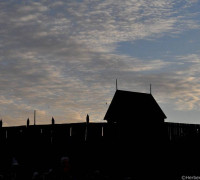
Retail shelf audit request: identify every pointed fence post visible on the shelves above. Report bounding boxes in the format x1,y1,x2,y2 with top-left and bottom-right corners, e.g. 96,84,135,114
51,117,55,144
52,117,55,125
86,114,89,125
85,114,89,141
0,120,2,128
27,118,30,127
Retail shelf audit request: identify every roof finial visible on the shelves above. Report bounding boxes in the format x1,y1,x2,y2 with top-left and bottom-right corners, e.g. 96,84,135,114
116,79,118,91
150,84,152,94
34,110,36,125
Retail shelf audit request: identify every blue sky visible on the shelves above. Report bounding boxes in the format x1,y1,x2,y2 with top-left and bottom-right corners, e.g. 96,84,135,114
116,29,200,59
1,0,200,126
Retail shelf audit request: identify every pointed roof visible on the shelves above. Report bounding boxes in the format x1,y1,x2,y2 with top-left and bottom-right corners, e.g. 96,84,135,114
104,90,167,122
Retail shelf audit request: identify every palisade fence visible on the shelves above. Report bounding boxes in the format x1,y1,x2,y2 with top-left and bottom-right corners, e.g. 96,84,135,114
165,122,200,142
0,122,122,173
1,122,200,147
0,123,121,146
1,121,200,179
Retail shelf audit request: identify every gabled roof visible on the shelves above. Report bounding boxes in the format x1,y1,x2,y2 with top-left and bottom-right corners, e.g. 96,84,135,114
104,90,167,122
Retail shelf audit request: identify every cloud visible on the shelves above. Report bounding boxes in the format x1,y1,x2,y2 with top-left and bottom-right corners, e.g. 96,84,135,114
141,54,200,111
0,0,200,125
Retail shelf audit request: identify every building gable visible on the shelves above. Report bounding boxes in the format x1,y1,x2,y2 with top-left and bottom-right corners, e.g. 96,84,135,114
104,90,167,123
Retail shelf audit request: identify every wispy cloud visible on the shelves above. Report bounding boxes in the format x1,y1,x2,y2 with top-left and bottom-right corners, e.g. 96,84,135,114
0,0,200,125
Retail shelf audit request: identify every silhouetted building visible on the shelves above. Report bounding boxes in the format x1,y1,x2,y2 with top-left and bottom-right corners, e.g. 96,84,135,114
103,90,168,178
1,89,200,179
104,90,166,123
104,90,167,143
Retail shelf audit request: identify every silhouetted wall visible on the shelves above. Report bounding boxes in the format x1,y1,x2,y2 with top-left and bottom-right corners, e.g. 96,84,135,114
1,121,200,179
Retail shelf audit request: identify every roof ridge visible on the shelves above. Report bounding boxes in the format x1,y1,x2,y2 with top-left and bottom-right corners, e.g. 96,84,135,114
116,89,150,95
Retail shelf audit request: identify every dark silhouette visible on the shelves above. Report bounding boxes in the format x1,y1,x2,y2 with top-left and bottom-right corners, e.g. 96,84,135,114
85,114,89,141
52,117,55,125
86,114,89,124
34,110,36,125
0,89,199,179
104,90,166,123
27,118,30,127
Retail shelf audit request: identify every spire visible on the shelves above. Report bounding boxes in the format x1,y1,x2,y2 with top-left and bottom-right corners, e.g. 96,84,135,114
116,79,118,91
150,84,152,94
34,110,36,125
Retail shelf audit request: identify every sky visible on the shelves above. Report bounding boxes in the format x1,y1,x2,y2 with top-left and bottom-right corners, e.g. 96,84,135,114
1,0,200,126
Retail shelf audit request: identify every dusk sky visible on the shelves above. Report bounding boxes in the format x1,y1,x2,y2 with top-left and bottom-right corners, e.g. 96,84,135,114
1,0,200,126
